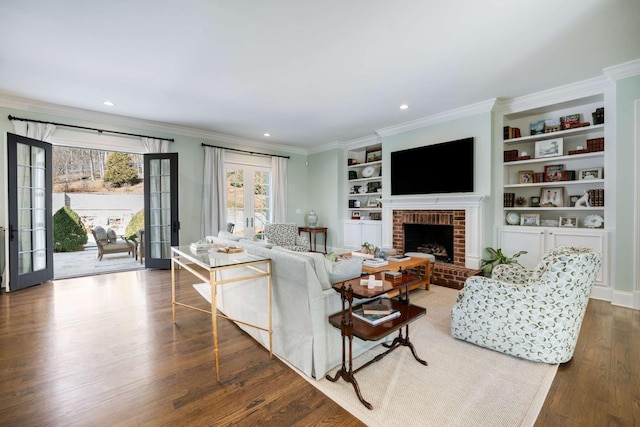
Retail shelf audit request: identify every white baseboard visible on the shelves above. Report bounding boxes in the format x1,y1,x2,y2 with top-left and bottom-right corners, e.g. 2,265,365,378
610,290,640,310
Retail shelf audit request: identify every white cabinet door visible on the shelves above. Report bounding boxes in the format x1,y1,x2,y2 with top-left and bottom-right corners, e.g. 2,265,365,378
343,220,382,250
548,228,608,286
499,227,545,270
344,221,362,249
500,226,608,287
362,221,382,248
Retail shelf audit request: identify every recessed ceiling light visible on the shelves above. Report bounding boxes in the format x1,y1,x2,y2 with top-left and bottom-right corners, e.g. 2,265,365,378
103,100,115,107
264,133,271,137
399,104,409,110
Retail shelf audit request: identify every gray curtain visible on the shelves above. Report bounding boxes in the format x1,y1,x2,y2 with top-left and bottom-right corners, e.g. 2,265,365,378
201,146,227,237
271,156,288,223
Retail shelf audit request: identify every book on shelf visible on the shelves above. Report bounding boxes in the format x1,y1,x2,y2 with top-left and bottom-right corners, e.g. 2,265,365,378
362,299,392,315
351,306,400,325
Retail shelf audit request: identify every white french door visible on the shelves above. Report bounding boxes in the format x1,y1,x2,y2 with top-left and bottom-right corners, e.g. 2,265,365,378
226,164,271,240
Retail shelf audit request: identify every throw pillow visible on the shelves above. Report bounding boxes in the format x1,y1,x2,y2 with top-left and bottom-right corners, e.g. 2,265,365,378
106,228,118,243
324,256,363,284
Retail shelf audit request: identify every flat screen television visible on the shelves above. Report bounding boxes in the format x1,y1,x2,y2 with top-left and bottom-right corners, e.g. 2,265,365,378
390,137,474,195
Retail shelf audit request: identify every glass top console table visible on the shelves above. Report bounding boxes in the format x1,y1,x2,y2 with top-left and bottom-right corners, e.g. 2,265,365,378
170,245,272,382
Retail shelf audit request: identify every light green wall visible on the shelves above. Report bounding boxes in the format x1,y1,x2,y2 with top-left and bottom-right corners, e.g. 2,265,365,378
0,107,309,247
614,74,640,293
306,148,342,249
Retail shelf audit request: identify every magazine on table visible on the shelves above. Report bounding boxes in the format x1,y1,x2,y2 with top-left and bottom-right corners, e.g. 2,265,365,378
351,306,400,325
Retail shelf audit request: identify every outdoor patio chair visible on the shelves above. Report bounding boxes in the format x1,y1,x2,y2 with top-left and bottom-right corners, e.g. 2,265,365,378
91,226,136,261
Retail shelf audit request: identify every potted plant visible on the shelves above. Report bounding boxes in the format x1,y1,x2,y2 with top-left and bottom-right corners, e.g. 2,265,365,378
361,242,376,255
480,247,527,276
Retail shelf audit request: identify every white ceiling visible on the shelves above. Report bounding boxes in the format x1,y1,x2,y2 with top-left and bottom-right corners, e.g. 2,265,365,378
1,0,639,149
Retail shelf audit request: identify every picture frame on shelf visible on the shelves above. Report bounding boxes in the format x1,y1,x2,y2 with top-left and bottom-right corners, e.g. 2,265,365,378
535,138,563,158
370,212,382,221
520,213,540,226
578,167,603,180
530,120,545,135
559,216,578,227
530,196,541,207
540,187,564,207
367,197,379,207
518,170,534,184
365,149,382,163
351,211,361,220
348,170,358,180
544,164,564,182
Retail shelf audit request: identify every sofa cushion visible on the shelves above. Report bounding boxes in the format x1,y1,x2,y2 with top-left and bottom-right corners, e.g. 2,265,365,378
324,256,363,284
218,230,242,241
106,228,118,243
93,226,109,245
238,239,273,250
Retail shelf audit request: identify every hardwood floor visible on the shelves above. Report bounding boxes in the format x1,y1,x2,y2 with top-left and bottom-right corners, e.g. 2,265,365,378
0,270,638,426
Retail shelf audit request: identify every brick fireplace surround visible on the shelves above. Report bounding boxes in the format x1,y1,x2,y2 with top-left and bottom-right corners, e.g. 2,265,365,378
392,210,480,289
382,195,486,290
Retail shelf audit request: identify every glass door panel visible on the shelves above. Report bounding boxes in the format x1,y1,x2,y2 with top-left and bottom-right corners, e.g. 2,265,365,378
225,165,270,240
144,153,178,268
7,133,53,290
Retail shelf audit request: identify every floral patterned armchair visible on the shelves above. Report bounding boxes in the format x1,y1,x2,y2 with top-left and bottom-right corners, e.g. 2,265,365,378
264,223,310,252
451,246,602,364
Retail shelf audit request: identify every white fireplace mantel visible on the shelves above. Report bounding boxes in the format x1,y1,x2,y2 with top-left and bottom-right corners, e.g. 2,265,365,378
380,194,486,269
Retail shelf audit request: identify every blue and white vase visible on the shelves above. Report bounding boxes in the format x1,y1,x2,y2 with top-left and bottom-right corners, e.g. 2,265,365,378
308,210,318,227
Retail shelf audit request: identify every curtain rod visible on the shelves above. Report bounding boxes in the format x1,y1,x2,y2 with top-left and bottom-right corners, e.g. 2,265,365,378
201,143,290,159
7,115,175,142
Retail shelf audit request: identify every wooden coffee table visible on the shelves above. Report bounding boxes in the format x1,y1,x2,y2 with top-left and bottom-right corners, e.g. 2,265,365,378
326,272,427,409
361,256,431,292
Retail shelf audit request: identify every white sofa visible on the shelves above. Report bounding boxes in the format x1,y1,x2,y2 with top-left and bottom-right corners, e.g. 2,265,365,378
209,234,384,379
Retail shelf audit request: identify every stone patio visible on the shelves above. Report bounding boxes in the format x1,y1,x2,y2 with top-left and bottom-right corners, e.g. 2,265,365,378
54,238,144,279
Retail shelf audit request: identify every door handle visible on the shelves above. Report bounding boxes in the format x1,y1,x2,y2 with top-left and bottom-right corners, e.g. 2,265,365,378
172,221,180,232
9,225,16,241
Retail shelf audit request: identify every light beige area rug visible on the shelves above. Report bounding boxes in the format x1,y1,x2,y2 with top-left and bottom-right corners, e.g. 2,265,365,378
299,285,557,427
193,283,557,427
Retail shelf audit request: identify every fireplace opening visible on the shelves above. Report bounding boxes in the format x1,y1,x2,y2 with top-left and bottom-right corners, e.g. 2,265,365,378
403,223,454,263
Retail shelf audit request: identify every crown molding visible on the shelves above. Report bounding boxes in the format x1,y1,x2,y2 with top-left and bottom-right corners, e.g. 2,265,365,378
604,58,640,81
375,98,497,138
344,133,381,151
0,93,309,156
495,76,610,115
307,140,344,154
